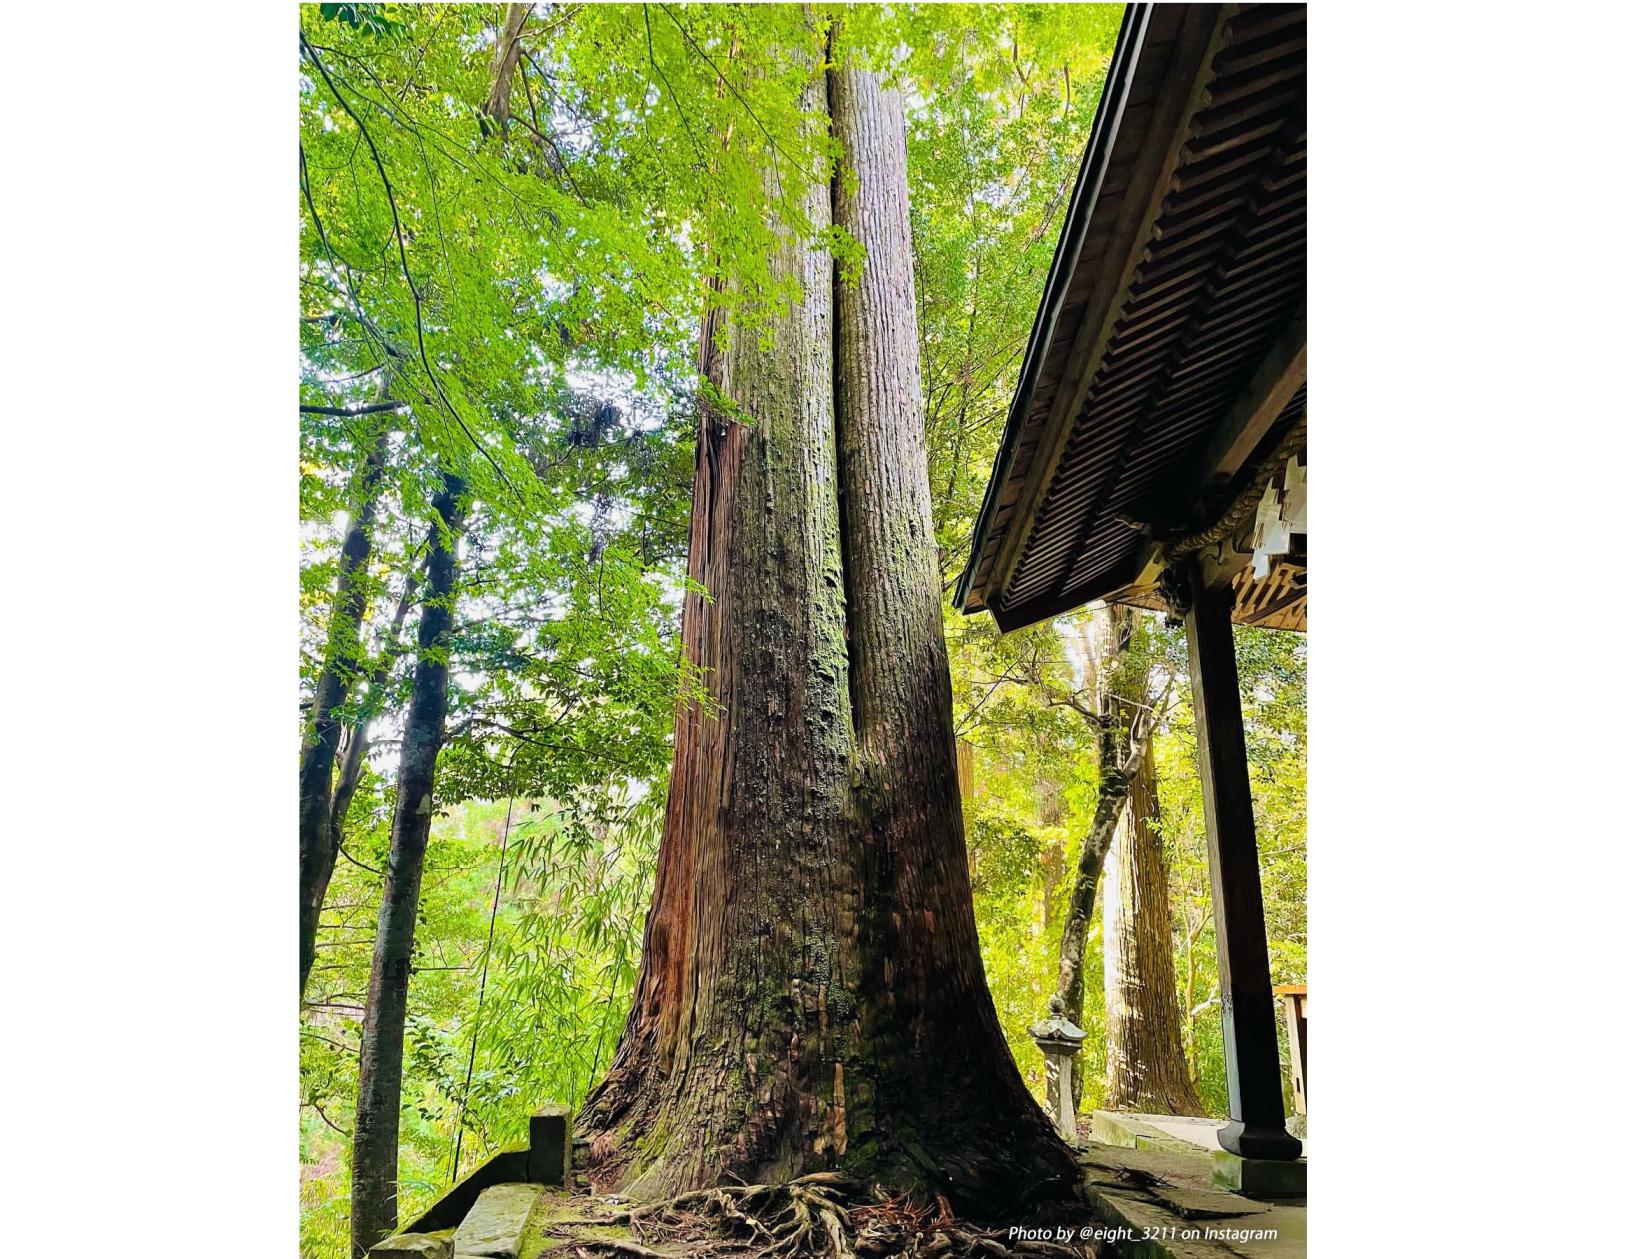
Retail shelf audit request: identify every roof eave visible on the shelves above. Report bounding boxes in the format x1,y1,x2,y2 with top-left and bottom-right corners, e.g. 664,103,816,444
952,2,1154,614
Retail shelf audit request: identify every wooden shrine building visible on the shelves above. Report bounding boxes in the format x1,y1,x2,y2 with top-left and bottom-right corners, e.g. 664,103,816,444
955,1,1308,1179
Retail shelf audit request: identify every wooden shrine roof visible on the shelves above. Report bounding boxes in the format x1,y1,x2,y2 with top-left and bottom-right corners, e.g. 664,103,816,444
954,3,1308,634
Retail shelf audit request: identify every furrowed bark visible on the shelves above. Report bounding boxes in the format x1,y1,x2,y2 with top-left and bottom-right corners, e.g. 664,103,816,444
578,38,854,1199
580,41,1075,1213
300,407,391,998
1102,729,1202,1115
349,472,468,1258
827,62,1074,1200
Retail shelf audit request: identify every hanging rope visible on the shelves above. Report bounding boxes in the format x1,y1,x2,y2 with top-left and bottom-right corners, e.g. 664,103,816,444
450,793,517,1181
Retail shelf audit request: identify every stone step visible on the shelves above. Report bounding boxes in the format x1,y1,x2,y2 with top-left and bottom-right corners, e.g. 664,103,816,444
368,1230,454,1258
453,1183,542,1258
399,1104,575,1238
1091,1109,1210,1155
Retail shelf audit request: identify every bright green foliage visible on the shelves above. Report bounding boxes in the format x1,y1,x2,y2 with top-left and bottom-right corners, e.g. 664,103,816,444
906,4,1121,575
300,792,661,1253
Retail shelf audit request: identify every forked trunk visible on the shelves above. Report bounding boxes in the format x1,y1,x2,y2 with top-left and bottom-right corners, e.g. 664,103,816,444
578,45,1073,1212
830,61,1069,1203
482,2,529,133
349,472,467,1258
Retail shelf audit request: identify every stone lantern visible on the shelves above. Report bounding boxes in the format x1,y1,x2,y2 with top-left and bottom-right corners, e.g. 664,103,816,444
1029,995,1086,1143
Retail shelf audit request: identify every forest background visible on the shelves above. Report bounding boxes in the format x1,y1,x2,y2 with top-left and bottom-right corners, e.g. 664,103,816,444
295,5,1304,1255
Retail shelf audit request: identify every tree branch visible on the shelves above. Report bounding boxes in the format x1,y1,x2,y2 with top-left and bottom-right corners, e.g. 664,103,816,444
300,401,406,417
304,1097,353,1139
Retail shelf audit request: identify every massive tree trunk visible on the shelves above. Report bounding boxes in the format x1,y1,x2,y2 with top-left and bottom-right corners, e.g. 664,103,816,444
350,472,468,1258
578,48,1073,1213
830,62,1070,1203
1055,608,1157,1027
300,408,391,998
1101,734,1202,1115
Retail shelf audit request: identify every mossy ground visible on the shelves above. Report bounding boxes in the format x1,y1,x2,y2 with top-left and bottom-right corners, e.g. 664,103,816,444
520,1187,643,1257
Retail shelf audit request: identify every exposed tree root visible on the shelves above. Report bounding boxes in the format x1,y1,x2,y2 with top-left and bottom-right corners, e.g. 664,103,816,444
562,1242,671,1259
545,1174,1098,1259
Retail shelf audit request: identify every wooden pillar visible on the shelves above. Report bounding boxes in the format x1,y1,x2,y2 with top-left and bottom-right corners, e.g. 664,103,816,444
1180,569,1302,1161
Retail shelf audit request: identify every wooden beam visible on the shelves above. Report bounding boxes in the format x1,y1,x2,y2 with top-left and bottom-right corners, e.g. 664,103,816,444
1236,577,1307,629
1182,568,1302,1162
1196,305,1307,485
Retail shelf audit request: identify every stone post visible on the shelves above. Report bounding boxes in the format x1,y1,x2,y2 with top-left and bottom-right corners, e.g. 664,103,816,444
529,1103,572,1184
1029,996,1086,1143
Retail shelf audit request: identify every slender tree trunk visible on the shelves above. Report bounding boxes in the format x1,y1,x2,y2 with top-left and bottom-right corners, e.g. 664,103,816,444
300,406,391,998
578,44,1073,1212
1102,734,1202,1115
329,563,421,852
1184,904,1213,1095
1055,609,1156,1026
350,472,467,1258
